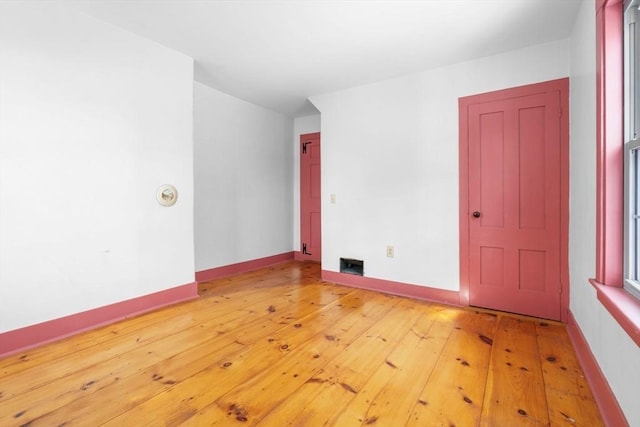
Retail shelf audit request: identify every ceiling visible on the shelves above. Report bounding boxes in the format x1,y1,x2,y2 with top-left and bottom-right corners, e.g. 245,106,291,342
65,0,583,117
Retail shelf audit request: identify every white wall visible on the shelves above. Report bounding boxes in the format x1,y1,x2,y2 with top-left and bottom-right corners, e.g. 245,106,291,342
568,1,640,424
0,4,195,333
310,40,569,289
292,114,321,252
194,82,293,271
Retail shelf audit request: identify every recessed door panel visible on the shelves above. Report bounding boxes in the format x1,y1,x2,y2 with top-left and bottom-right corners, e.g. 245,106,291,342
479,112,505,228
480,247,505,287
519,106,546,230
519,250,546,292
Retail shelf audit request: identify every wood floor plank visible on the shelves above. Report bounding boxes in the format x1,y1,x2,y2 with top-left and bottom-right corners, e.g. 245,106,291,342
0,279,326,400
0,274,321,379
406,309,497,426
0,262,605,426
97,289,391,426
197,261,320,293
480,315,550,426
0,281,337,425
254,298,432,425
0,301,199,376
535,321,604,426
179,292,403,426
328,305,455,426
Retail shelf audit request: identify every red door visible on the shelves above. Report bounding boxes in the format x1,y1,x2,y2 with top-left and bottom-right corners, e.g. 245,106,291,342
300,132,321,262
460,80,569,321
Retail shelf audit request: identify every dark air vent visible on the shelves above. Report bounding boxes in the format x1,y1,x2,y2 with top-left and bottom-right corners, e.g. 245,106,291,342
340,258,363,276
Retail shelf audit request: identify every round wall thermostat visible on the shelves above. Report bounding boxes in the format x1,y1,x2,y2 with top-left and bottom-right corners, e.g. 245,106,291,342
156,184,178,207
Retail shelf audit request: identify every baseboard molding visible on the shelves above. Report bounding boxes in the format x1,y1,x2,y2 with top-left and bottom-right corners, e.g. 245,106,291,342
567,310,629,427
0,281,199,358
293,251,320,262
196,252,294,282
321,270,462,307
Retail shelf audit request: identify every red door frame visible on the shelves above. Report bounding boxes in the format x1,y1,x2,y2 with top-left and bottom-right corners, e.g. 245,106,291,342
458,78,570,322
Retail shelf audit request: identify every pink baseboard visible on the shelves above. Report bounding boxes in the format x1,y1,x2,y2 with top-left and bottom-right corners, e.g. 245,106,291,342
567,311,629,427
0,282,198,358
321,270,462,307
195,252,294,282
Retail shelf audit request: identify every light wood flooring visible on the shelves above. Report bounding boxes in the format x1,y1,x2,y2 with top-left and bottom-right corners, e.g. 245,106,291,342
0,261,603,426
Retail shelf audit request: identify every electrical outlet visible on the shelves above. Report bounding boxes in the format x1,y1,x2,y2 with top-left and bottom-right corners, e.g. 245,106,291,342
386,245,394,258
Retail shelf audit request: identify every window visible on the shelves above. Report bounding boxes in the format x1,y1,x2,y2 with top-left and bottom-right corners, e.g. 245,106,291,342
592,0,640,347
624,0,640,299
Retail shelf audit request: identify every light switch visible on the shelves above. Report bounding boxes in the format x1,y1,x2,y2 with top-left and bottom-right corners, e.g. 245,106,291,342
330,194,336,204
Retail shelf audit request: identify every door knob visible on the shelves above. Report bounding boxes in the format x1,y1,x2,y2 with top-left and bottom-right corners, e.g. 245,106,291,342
472,211,481,218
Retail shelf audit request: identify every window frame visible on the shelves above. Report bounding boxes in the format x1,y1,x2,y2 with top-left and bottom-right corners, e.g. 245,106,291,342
592,0,640,347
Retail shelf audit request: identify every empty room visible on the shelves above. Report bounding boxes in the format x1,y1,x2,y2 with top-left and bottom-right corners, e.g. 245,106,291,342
0,0,638,425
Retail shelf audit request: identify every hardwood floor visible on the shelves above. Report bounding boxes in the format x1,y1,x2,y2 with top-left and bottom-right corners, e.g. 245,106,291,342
0,261,603,426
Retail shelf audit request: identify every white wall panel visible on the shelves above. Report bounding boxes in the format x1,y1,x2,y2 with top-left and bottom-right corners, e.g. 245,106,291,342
194,82,293,271
0,3,194,332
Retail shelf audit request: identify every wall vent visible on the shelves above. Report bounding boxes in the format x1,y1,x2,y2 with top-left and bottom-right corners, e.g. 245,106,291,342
340,258,363,276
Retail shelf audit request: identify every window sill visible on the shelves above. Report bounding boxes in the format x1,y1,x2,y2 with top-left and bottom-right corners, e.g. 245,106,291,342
589,278,640,347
